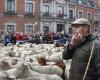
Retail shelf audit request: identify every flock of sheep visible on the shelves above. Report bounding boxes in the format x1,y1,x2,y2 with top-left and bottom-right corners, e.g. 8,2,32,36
0,43,71,80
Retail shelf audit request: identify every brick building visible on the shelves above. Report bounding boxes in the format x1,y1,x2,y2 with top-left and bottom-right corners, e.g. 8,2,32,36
0,0,40,34
0,0,99,34
75,0,100,32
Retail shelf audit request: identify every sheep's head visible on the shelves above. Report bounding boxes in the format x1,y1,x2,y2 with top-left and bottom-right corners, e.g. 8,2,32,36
0,59,8,68
10,58,18,65
29,43,33,48
37,57,47,65
0,59,11,71
6,50,16,57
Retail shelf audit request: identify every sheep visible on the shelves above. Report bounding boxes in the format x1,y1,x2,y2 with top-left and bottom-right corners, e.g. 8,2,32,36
0,43,69,80
4,62,62,80
17,75,63,80
17,77,46,80
4,48,16,57
29,65,63,77
63,59,72,80
47,52,63,63
0,59,12,71
0,72,8,79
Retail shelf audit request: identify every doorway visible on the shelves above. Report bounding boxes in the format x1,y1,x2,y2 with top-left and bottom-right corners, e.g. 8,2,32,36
57,24,64,32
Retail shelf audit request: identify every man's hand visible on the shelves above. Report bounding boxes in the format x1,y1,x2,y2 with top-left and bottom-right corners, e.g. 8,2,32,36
70,33,83,48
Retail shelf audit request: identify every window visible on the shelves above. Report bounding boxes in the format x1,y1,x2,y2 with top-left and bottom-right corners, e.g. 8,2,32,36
43,5,49,14
25,1,35,15
5,23,16,33
7,25,14,32
69,9,74,19
57,24,64,32
6,0,15,12
87,12,91,20
57,6,64,17
94,13,98,21
43,26,49,33
25,25,33,33
26,3,33,14
78,11,83,18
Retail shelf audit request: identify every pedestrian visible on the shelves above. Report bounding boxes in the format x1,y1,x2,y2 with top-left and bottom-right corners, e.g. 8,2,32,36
62,18,100,80
4,32,11,46
10,33,16,45
34,33,41,44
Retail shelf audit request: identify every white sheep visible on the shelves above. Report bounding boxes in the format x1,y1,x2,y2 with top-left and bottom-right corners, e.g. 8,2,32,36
29,65,63,77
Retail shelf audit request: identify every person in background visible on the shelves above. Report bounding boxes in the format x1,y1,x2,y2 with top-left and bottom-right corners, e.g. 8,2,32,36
34,33,41,44
10,33,16,45
4,32,11,46
62,18,100,80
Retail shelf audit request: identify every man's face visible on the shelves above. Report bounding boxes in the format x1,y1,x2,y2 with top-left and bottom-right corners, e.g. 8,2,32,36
72,25,88,37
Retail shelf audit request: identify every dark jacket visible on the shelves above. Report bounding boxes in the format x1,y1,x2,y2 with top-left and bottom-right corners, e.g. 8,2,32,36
4,35,11,46
11,35,16,45
62,34,100,80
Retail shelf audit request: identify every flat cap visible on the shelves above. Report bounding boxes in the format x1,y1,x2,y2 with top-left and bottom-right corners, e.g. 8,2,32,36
71,18,90,26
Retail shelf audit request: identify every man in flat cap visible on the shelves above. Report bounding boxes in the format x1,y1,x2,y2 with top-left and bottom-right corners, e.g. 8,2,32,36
62,18,100,80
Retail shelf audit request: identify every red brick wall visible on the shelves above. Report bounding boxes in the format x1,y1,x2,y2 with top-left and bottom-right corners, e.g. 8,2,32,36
76,4,98,19
76,4,99,30
0,0,40,33
34,0,41,32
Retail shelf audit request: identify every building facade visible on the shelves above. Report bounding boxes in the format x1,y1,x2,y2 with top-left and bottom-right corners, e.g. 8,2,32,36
0,0,99,34
40,0,67,33
75,0,99,32
0,0,40,34
40,0,99,33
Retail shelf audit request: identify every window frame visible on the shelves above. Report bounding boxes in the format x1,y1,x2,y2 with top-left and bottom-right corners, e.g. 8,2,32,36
43,5,49,13
5,0,17,13
78,10,83,18
5,23,16,33
69,8,74,19
87,12,91,21
25,24,34,34
25,0,35,15
57,6,64,17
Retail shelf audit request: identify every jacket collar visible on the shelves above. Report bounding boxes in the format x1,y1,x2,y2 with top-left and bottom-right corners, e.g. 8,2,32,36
85,34,96,41
77,34,96,48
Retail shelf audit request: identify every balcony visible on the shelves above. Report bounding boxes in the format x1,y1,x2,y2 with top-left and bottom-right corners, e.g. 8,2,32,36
57,14,64,18
24,13,35,17
68,16,75,21
4,11,17,16
43,12,50,16
41,12,54,19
